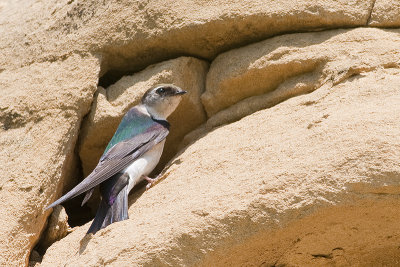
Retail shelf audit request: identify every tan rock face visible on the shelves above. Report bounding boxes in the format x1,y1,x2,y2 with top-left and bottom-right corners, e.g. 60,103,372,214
41,65,400,266
201,28,400,118
0,0,373,72
369,0,400,26
28,250,42,267
0,0,399,266
39,206,70,251
204,198,400,266
0,55,100,266
79,57,208,176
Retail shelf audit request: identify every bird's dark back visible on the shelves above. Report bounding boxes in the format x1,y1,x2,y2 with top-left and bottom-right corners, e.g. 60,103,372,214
102,107,156,155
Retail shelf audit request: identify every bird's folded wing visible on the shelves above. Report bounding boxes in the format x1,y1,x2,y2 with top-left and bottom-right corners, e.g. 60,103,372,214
46,123,169,210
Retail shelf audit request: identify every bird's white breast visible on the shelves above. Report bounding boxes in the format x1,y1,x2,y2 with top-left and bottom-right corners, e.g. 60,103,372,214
122,140,165,192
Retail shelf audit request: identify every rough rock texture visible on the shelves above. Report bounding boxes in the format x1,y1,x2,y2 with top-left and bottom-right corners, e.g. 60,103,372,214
0,55,100,266
369,0,400,26
39,205,70,251
204,198,400,266
28,250,42,267
41,66,400,266
0,0,373,73
79,57,208,176
1,0,399,266
201,28,400,117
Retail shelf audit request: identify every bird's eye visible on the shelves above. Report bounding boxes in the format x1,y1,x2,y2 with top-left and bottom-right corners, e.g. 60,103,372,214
156,88,165,94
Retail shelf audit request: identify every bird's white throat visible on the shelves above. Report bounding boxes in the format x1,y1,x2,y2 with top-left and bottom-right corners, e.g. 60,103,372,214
145,105,167,120
143,96,181,120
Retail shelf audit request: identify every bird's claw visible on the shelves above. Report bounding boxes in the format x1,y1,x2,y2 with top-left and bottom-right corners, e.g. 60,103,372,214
144,176,158,190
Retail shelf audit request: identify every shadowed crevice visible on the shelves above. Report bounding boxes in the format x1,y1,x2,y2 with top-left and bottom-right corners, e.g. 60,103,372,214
98,69,135,88
366,0,377,25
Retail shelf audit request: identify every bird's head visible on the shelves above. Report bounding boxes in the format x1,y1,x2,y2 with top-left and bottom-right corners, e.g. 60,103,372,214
141,84,187,120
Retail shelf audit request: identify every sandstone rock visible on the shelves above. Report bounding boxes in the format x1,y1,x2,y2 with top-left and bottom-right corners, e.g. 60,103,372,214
0,0,399,266
28,250,41,267
0,55,100,266
369,0,400,26
39,205,70,251
201,28,400,118
41,66,400,266
28,262,40,267
0,0,373,72
79,56,208,176
204,198,400,266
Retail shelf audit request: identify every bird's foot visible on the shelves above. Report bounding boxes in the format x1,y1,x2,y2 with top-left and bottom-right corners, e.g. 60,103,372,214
144,176,159,190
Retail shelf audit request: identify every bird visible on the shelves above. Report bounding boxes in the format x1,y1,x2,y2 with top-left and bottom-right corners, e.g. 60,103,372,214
46,84,187,234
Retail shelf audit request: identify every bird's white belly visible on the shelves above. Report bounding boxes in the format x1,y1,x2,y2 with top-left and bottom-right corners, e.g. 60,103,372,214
122,140,165,192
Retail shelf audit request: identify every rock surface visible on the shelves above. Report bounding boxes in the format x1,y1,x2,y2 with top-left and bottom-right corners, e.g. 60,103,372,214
39,205,70,251
28,250,41,267
0,0,399,266
0,54,99,267
0,0,373,72
41,67,400,266
369,0,400,26
201,28,400,117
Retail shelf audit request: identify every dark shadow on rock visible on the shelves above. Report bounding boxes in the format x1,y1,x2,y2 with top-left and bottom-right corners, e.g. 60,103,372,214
127,181,147,208
78,233,93,255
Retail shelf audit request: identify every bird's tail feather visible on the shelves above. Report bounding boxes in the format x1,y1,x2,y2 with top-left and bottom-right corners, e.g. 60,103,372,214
87,185,129,234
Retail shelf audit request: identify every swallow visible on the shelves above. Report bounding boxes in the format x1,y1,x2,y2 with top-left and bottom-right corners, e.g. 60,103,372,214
46,84,186,234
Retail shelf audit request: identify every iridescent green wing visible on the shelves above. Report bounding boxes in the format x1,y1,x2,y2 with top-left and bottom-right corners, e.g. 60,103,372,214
102,106,154,157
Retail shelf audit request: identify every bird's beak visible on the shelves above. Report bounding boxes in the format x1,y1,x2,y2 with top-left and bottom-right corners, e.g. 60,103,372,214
175,90,187,95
